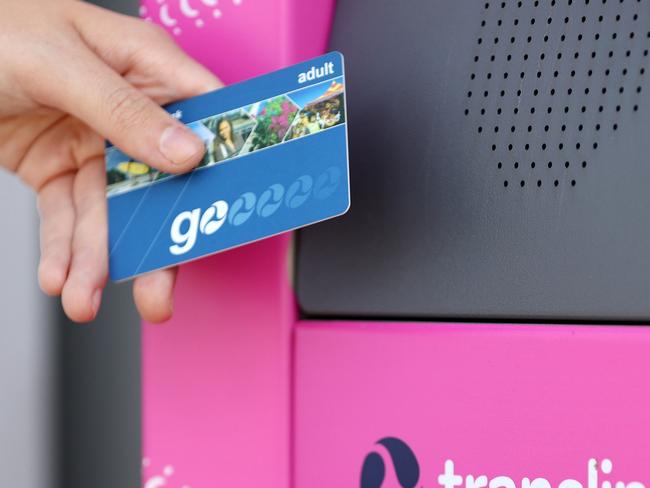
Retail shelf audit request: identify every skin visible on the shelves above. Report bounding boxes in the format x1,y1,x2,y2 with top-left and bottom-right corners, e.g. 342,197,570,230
0,0,223,323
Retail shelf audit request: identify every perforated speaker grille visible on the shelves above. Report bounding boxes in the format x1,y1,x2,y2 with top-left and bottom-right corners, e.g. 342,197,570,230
465,0,649,189
298,0,650,321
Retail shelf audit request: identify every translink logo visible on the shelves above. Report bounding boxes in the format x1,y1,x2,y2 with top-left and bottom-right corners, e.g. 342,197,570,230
361,437,646,488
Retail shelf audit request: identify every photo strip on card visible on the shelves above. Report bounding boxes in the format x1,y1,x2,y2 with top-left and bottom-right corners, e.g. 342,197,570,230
105,77,346,197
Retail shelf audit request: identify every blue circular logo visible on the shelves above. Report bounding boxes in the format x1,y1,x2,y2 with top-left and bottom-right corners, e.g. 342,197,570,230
314,166,342,200
286,175,313,209
228,192,257,226
257,183,285,218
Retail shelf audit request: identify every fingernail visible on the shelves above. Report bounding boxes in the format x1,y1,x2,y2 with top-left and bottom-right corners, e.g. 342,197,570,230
159,125,203,166
92,289,102,316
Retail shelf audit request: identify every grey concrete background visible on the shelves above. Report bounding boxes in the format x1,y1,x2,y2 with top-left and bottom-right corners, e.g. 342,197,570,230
0,172,55,488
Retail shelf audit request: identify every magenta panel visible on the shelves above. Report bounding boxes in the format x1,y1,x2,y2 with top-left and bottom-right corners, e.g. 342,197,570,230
294,321,650,487
140,1,335,487
142,239,293,488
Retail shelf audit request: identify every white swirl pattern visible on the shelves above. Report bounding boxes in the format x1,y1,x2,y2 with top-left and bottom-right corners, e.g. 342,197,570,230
143,462,191,488
140,0,244,36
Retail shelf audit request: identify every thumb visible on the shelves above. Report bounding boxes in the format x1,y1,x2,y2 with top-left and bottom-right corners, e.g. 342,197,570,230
36,47,205,174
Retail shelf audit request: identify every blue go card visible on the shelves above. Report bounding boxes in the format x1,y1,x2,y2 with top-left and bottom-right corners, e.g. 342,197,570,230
106,52,350,281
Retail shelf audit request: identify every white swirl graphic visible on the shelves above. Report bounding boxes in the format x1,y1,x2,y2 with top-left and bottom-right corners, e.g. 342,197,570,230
146,0,243,35
144,476,166,488
179,0,199,18
159,4,178,26
143,463,186,488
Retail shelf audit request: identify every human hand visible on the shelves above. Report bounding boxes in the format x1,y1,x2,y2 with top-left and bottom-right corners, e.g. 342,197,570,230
0,0,222,323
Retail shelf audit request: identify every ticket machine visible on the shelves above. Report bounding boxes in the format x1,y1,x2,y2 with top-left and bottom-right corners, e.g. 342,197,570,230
137,1,650,487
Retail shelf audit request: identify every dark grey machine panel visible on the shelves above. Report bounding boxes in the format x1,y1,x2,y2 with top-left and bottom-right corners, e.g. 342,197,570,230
297,0,650,321
59,6,140,488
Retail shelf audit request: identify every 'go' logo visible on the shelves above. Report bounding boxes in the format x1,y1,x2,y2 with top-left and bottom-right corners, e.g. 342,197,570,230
169,200,229,255
168,168,341,256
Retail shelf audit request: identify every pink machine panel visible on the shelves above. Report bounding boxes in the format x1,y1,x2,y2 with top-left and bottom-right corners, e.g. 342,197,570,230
295,322,650,487
141,2,650,488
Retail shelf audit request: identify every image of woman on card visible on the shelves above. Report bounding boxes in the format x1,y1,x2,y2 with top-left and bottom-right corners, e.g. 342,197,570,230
210,117,244,163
